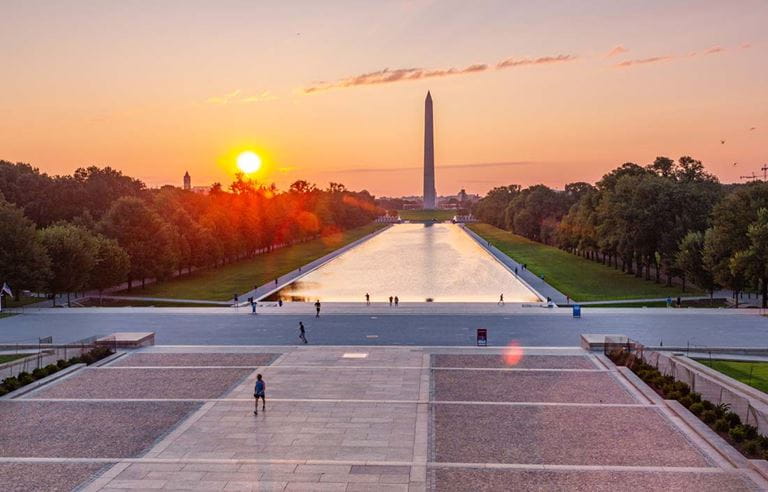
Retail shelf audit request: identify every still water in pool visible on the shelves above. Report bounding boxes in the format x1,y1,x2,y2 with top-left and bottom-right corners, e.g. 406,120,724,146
266,223,541,303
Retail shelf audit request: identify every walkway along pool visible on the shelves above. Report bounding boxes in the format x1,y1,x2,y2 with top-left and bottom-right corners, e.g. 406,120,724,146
265,223,542,303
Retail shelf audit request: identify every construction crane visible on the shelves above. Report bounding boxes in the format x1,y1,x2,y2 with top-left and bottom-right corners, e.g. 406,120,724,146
740,172,758,181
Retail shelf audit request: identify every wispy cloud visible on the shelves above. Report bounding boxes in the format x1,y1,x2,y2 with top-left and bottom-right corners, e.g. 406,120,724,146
206,89,276,104
304,63,489,93
605,45,629,58
614,43,742,69
740,42,752,49
704,45,725,55
615,55,675,68
496,54,576,69
304,52,576,93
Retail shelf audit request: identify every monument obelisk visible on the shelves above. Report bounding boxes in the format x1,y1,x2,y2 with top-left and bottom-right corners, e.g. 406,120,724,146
422,91,436,209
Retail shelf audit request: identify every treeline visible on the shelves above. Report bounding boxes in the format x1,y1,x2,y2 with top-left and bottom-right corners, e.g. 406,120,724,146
0,161,380,305
473,156,768,306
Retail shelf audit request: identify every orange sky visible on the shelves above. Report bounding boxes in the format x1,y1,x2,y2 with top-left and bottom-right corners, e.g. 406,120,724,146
1,1,766,196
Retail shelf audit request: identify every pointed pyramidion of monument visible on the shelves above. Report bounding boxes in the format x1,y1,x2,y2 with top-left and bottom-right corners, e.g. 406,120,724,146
423,91,436,209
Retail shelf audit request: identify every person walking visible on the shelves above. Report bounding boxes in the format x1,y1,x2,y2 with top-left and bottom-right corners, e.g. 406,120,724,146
314,300,321,317
389,296,393,307
299,321,308,344
394,296,399,307
498,293,504,306
365,293,370,305
274,278,279,286
253,374,266,415
514,267,518,276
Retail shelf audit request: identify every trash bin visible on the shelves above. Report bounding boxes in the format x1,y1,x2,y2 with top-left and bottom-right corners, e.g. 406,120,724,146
476,328,487,346
572,305,581,318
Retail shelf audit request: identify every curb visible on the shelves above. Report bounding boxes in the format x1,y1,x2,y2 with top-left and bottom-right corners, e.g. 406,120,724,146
91,351,126,367
665,399,750,469
0,363,86,400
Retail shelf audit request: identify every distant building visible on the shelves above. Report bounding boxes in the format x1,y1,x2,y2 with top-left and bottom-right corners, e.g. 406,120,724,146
183,171,191,191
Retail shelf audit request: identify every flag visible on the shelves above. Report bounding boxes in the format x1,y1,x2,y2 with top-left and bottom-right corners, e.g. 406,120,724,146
1,282,12,297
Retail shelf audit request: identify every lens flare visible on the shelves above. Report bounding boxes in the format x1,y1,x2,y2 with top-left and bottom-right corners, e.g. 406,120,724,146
503,341,524,366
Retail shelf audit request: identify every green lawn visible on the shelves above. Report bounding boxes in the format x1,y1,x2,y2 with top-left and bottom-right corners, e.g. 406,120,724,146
1,295,44,308
77,298,222,308
585,299,727,308
120,223,385,301
695,359,768,394
469,223,701,302
398,209,457,221
0,353,27,364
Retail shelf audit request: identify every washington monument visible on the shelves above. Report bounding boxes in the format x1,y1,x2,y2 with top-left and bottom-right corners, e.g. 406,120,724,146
423,91,436,209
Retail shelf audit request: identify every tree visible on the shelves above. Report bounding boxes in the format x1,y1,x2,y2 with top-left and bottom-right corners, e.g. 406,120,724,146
731,208,768,308
88,236,130,303
38,224,98,306
99,197,176,289
0,198,51,297
676,231,718,298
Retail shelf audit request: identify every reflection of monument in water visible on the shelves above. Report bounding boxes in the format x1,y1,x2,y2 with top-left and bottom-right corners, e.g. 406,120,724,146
423,91,436,209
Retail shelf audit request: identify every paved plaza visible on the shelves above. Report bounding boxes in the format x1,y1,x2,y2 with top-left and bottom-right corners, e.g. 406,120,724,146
1,345,765,491
1,309,766,348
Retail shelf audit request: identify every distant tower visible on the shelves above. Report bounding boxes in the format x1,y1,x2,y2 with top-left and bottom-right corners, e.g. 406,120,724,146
183,171,191,191
423,91,436,209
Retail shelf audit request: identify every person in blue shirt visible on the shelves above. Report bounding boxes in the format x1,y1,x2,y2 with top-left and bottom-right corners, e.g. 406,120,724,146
254,374,266,415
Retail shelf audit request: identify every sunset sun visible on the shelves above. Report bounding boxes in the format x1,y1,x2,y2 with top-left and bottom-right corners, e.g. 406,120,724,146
236,151,262,174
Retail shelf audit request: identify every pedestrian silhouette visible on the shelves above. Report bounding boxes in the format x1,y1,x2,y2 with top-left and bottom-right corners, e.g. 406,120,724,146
254,374,266,415
365,293,370,305
315,300,321,317
389,296,393,307
299,321,307,344
498,294,504,306
394,296,399,307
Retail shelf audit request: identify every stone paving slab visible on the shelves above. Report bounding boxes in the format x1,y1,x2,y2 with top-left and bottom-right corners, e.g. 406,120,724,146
431,468,760,491
112,353,279,367
432,369,638,403
274,348,424,368
228,367,421,401
28,368,252,400
431,354,597,369
432,404,711,467
160,401,417,462
0,401,198,458
432,370,635,404
0,462,111,492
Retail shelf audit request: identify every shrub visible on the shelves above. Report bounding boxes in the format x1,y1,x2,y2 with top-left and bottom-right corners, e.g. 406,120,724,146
662,383,676,396
689,402,705,416
673,381,690,395
701,410,718,424
0,386,7,396
724,412,741,428
701,400,714,411
32,368,47,379
667,391,682,401
44,364,58,374
689,392,702,403
742,424,758,440
729,426,747,443
714,418,730,433
678,395,694,408
714,403,731,419
743,439,761,456
3,376,20,391
68,356,82,365
18,372,34,385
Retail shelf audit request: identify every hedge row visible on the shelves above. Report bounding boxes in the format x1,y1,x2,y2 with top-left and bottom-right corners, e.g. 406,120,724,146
610,350,768,460
0,346,113,396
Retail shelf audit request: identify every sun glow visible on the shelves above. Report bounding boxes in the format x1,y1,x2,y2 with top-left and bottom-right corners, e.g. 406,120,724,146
236,151,262,174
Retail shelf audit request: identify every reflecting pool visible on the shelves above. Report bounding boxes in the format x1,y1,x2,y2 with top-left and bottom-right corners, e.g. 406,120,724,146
267,223,541,303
